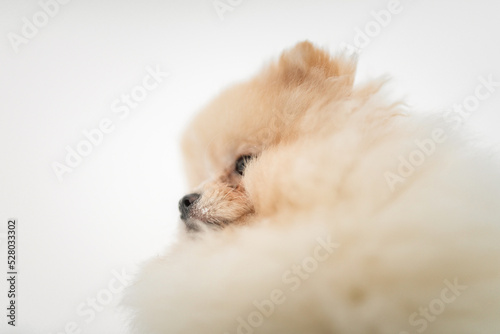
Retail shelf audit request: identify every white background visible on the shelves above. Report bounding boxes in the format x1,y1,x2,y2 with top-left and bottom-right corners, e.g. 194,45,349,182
1,0,499,333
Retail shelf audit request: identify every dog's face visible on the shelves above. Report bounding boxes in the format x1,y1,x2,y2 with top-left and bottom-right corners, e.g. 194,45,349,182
179,41,356,232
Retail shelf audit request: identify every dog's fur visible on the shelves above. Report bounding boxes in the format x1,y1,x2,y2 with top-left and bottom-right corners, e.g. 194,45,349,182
125,42,500,333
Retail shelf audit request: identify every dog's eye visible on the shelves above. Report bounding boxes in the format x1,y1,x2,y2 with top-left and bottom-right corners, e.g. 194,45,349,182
235,155,253,176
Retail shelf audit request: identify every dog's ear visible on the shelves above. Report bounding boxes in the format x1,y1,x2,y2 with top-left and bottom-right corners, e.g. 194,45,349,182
276,41,356,87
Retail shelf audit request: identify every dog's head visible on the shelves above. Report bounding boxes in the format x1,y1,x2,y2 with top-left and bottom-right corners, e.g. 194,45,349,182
178,41,356,232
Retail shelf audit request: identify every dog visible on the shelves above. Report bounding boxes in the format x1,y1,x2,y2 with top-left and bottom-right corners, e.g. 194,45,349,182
124,41,500,334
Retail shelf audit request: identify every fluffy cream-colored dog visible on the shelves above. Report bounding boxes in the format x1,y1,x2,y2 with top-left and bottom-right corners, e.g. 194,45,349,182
125,42,500,333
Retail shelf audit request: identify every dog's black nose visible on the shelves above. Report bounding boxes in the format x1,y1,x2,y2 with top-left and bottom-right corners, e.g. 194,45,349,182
179,193,200,219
